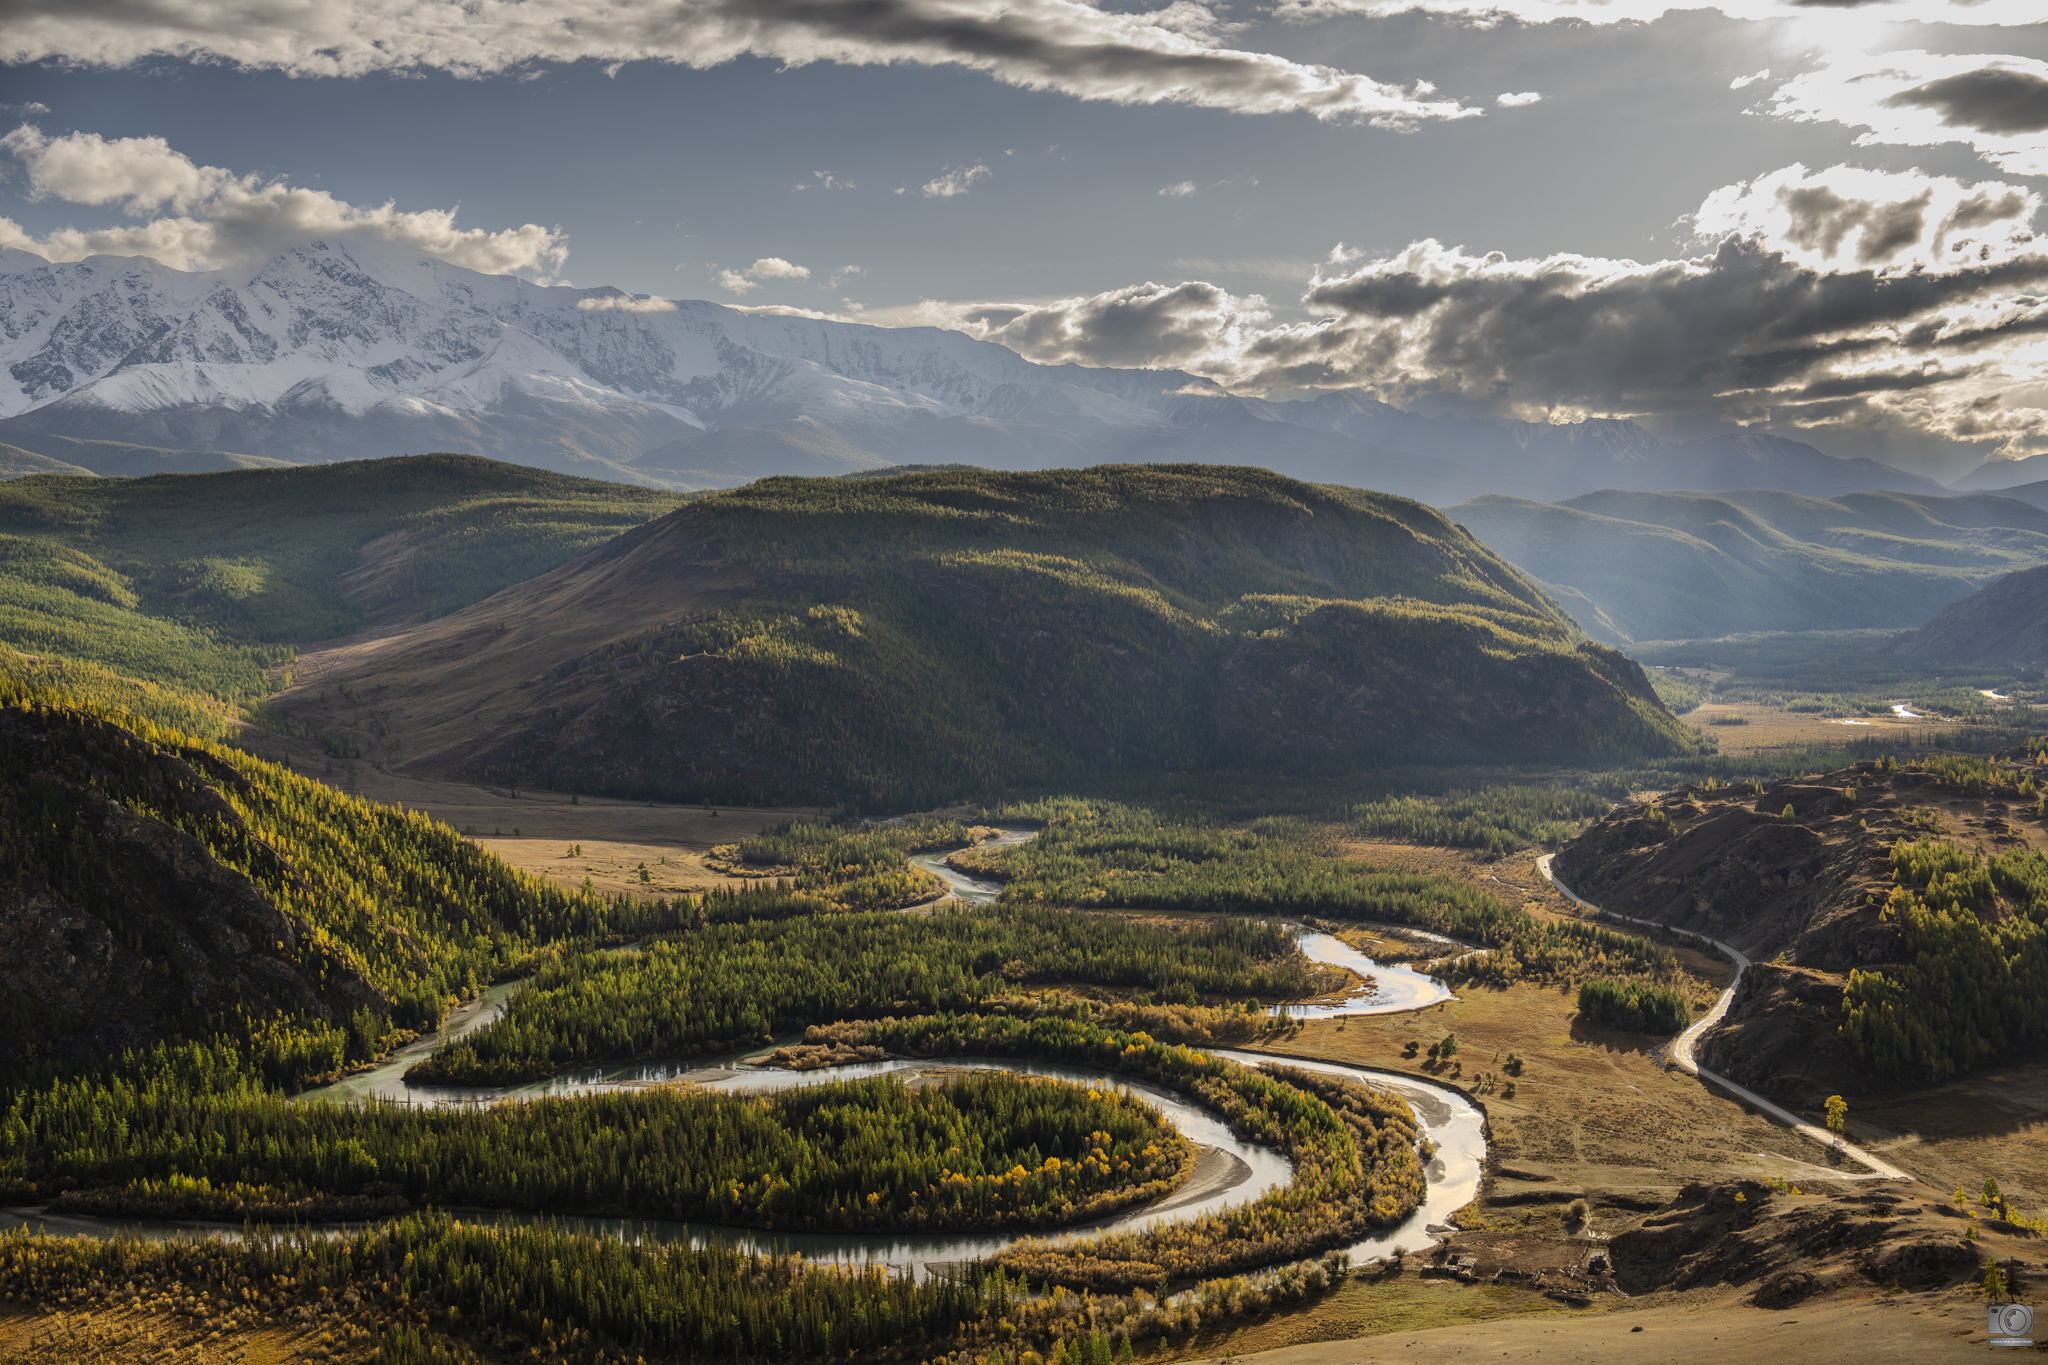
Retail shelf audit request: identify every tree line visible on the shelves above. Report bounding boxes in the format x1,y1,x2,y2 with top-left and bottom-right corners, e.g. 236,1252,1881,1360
7,1069,1188,1236
406,905,1319,1084
1843,834,2048,1079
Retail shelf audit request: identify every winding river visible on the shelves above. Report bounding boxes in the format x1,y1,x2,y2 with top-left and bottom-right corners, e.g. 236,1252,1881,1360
3,831,1489,1272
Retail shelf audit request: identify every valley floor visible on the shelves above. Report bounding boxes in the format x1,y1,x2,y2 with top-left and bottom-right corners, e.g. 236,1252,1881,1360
1679,700,1935,754
235,720,818,897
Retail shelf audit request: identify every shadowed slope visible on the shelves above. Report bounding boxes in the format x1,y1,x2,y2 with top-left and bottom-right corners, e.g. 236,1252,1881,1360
277,464,1699,806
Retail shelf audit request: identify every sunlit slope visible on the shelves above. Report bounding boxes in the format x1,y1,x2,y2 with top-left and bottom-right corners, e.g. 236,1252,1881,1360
1449,488,2048,645
278,464,1700,806
0,455,688,696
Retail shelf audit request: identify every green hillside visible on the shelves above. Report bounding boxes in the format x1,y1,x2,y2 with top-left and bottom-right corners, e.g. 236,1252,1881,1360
0,455,688,698
0,442,95,480
0,680,673,1092
296,464,1700,806
1448,488,2048,646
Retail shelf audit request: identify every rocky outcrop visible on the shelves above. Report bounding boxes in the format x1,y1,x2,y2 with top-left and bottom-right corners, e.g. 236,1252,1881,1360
1550,757,2048,1099
1695,964,1867,1109
1613,1184,1977,1299
1549,778,1896,967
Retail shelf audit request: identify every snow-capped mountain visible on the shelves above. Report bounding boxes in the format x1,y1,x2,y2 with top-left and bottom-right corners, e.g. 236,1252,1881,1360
0,239,1948,501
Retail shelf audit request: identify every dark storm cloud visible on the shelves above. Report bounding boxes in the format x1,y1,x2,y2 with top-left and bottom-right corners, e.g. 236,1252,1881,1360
1778,186,1931,266
958,281,1268,370
0,0,1481,126
1885,67,2048,137
1282,236,2048,413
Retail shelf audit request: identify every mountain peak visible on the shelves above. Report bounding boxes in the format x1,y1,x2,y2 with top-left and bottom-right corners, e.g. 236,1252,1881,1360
0,242,1953,502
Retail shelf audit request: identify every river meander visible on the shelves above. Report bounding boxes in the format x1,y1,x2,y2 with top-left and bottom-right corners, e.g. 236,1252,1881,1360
5,832,1488,1274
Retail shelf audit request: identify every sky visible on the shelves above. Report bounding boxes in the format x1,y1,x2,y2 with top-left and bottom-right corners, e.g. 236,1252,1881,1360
3,1,2048,479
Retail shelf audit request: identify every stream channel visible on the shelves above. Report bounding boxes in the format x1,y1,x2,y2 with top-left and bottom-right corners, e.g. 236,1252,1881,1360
4,831,1487,1277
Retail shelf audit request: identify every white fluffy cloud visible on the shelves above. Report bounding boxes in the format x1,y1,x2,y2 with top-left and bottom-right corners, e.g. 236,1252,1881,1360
1767,52,2048,179
575,294,677,311
921,165,992,198
1159,180,1198,197
933,164,2048,458
0,0,1482,128
1692,163,2040,273
714,256,812,293
0,124,567,277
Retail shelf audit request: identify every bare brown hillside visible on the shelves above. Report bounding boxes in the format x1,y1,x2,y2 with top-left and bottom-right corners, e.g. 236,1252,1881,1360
281,510,771,790
1551,756,2048,1104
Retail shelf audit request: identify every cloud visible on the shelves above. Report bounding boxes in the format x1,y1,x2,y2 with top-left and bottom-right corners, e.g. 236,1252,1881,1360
747,256,810,279
826,263,863,288
1692,163,2039,272
1495,91,1541,108
1269,0,2045,23
714,256,811,293
1767,52,2048,178
1159,180,1198,197
794,170,852,191
1730,69,1770,91
1886,68,2048,138
928,164,2048,460
924,280,1274,371
922,164,991,198
0,0,1484,128
0,124,567,277
576,293,677,311
2,123,231,214
729,302,859,322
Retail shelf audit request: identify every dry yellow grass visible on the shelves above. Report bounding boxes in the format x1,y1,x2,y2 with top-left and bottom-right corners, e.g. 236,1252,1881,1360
0,1298,371,1364
1680,701,1928,755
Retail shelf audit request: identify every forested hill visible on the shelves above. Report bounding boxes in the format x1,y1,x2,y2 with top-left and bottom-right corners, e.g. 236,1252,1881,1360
1551,750,2048,1102
0,455,688,701
0,676,654,1090
276,463,1700,806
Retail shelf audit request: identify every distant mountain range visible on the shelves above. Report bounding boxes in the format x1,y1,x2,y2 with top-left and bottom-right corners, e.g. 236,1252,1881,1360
1449,488,2048,645
0,240,1956,503
1894,563,2048,672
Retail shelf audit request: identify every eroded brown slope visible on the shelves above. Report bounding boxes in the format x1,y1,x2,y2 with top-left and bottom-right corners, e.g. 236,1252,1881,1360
1551,759,2048,1104
285,511,772,789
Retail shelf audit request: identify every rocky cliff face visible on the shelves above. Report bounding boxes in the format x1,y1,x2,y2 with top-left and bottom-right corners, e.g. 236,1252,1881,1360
0,705,380,1078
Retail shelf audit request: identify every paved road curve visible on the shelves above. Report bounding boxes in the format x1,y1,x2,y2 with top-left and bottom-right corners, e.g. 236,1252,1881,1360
1536,854,1912,1183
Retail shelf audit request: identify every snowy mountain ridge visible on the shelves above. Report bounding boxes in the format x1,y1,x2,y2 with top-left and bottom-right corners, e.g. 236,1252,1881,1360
0,239,1949,501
